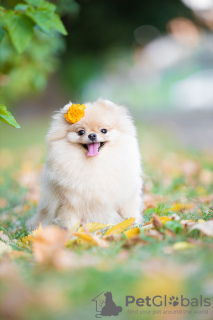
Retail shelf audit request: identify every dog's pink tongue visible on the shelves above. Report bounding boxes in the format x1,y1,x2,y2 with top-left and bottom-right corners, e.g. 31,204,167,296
87,143,99,157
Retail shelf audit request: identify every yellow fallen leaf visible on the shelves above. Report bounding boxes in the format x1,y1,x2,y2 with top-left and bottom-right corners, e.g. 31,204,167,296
173,241,195,250
198,219,205,223
21,222,43,247
78,222,113,233
170,203,194,212
73,232,108,247
150,215,172,226
104,217,135,236
124,227,140,238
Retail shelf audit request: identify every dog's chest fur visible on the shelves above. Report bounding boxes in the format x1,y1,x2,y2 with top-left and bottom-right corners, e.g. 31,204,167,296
45,138,141,210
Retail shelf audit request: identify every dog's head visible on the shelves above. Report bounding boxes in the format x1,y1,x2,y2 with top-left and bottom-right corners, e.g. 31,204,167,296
47,99,136,157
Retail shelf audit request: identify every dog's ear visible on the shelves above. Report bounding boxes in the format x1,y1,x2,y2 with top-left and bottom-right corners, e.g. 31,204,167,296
46,102,71,145
61,102,72,114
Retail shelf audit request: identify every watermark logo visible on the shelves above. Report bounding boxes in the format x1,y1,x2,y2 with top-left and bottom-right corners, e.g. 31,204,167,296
92,291,122,318
169,296,179,307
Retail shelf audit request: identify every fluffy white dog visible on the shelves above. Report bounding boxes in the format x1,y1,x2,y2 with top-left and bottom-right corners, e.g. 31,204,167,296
28,99,143,229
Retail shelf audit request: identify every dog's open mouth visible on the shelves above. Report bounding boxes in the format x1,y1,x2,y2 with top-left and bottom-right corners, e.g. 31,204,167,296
82,142,105,157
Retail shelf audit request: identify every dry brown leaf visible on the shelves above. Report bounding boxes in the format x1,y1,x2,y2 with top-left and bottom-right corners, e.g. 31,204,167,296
32,225,71,268
104,217,135,236
151,213,163,229
72,232,108,247
151,215,172,226
189,220,213,236
143,192,163,209
145,229,164,240
123,236,147,248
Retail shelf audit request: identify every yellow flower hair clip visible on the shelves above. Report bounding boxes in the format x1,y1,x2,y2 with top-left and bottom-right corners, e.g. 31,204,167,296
64,103,86,124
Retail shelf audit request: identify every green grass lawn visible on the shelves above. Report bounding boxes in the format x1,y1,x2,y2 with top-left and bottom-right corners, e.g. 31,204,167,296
0,119,213,320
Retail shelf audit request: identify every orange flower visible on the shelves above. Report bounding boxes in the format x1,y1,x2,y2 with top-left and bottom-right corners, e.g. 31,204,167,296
64,103,86,123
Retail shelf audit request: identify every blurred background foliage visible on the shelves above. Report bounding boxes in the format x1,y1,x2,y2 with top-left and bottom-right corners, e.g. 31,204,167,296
0,0,203,107
1,0,213,148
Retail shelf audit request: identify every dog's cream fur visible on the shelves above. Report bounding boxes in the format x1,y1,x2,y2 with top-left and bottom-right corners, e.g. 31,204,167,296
28,99,143,229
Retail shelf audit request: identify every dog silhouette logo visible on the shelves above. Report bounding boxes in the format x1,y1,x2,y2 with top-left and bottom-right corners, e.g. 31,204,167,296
92,291,122,318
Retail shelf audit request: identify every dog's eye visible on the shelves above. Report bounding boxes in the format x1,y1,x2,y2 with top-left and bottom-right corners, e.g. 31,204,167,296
78,130,85,136
101,129,107,134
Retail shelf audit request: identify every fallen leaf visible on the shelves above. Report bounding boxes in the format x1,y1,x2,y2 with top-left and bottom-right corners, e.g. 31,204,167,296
143,193,163,209
189,220,213,236
104,217,135,236
124,227,140,238
151,213,163,228
32,225,71,268
151,215,172,226
145,229,164,240
21,222,43,247
170,203,195,212
173,241,195,250
78,222,113,233
72,232,108,247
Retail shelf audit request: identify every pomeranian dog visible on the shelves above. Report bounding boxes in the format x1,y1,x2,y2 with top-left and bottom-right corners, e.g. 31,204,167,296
28,99,143,230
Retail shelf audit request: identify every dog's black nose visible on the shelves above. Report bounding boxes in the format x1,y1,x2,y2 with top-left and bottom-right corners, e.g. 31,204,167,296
88,133,97,141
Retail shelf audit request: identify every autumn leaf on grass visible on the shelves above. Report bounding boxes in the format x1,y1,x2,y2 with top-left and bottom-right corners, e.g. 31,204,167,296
173,242,195,251
72,232,108,247
143,193,164,210
104,217,135,237
78,223,113,233
151,213,163,229
124,227,140,239
170,203,195,212
32,225,71,269
21,222,43,247
189,220,213,237
151,215,172,227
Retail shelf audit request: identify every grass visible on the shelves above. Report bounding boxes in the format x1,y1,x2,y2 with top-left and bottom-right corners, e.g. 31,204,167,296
0,118,213,320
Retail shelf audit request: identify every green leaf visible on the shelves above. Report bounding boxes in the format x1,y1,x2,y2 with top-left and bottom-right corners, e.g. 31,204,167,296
0,105,21,128
24,0,42,6
0,26,5,43
51,13,67,35
26,9,67,35
6,13,34,53
0,6,6,18
25,8,54,33
40,1,56,12
14,4,29,11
